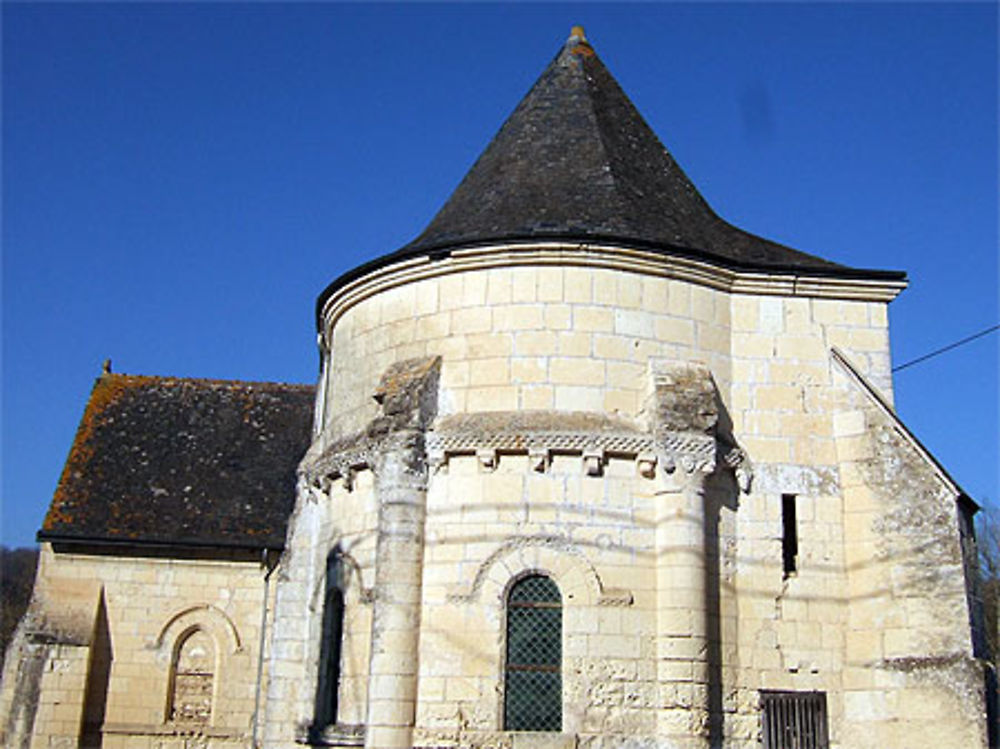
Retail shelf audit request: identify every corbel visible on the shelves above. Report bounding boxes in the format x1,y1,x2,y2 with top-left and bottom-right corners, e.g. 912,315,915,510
582,448,605,477
735,465,753,493
636,451,657,479
305,478,324,503
661,452,677,474
529,446,550,473
428,447,448,475
722,446,753,493
476,448,498,472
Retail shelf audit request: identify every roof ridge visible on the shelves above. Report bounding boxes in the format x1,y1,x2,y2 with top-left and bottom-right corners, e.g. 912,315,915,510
96,372,314,389
574,38,643,238
583,42,678,243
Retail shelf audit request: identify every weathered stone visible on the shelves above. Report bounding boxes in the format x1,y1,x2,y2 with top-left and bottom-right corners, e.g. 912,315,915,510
2,26,984,749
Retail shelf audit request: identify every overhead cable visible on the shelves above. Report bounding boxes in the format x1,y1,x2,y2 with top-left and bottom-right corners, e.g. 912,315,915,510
892,323,1000,373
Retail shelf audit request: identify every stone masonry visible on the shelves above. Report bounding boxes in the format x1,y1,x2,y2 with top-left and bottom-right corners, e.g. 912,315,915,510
1,26,988,749
264,254,986,748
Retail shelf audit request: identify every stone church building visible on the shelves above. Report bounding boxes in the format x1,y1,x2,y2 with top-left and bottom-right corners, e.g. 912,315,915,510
1,27,990,749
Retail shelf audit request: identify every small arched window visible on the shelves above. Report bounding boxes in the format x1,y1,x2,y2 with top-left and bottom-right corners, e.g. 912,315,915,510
504,574,562,732
314,549,345,728
169,628,215,725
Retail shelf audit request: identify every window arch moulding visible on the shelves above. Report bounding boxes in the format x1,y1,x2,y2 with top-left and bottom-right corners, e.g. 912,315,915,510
448,537,632,608
154,604,243,662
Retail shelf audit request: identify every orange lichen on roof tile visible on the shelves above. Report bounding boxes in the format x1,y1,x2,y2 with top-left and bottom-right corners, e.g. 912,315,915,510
44,373,143,530
40,372,314,549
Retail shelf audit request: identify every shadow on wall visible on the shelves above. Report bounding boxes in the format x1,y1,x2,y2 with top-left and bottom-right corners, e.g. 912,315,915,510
312,547,346,739
80,591,112,749
706,466,741,747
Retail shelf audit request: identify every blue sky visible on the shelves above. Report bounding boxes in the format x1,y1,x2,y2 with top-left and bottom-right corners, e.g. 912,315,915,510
2,3,997,547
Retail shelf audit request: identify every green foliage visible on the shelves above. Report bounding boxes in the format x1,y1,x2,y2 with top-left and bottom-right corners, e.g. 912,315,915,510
1,546,39,664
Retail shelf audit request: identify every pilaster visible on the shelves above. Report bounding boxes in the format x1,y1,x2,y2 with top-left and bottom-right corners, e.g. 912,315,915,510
654,452,715,748
362,358,441,749
649,362,719,749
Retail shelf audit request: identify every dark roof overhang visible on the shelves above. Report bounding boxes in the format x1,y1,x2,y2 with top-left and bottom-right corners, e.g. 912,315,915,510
38,531,281,552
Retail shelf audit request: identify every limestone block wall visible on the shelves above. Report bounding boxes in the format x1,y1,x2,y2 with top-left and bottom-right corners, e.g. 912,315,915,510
834,375,985,749
414,452,659,747
263,474,376,747
276,353,740,749
294,248,962,749
0,544,275,749
0,544,97,749
320,264,736,442
1,637,91,749
729,294,892,467
721,294,892,747
723,467,847,747
333,471,377,727
320,258,894,448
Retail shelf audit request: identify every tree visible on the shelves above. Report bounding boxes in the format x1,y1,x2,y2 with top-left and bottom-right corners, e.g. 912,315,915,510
976,506,1000,657
0,546,39,665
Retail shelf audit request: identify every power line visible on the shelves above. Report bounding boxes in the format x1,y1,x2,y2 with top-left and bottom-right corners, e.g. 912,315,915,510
893,323,1000,373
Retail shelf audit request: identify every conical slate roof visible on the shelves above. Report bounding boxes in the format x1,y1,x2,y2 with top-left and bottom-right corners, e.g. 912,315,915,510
321,28,905,311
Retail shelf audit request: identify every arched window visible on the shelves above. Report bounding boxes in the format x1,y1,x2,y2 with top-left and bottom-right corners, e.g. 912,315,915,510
314,549,345,728
169,628,215,725
504,574,562,732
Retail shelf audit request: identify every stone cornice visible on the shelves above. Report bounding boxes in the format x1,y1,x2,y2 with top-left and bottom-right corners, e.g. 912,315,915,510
426,427,714,477
301,410,752,491
319,241,907,335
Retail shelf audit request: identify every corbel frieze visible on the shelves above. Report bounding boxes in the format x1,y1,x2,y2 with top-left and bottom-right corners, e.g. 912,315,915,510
424,428,654,476
302,439,377,495
658,433,716,475
302,419,751,493
425,424,725,481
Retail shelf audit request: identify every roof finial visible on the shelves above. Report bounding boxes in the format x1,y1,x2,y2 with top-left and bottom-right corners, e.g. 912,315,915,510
102,358,112,375
569,25,587,44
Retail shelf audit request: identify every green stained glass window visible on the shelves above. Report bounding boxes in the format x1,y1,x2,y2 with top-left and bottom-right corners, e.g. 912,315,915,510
504,575,561,732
